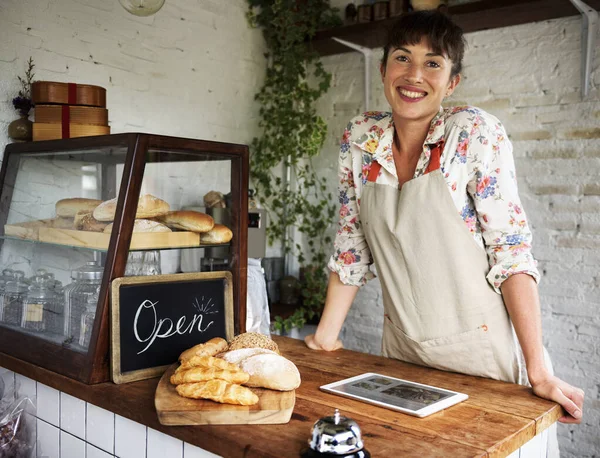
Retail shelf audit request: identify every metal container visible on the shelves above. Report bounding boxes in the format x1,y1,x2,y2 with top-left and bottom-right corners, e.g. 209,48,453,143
306,409,370,457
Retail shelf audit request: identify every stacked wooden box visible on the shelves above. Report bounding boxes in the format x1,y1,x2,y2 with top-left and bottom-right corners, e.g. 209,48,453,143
31,81,110,141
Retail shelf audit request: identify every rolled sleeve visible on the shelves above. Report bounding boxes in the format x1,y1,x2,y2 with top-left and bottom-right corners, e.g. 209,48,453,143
468,121,540,293
328,124,375,287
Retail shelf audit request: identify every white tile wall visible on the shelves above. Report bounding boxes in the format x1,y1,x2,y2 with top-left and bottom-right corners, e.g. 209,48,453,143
16,373,37,400
37,419,60,458
115,414,146,458
60,431,86,458
147,428,183,458
184,443,222,458
86,403,115,454
87,444,113,458
60,393,86,439
0,368,15,401
37,383,60,426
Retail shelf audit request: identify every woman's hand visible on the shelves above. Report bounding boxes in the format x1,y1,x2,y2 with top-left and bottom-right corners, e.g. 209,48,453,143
304,334,343,351
531,373,584,424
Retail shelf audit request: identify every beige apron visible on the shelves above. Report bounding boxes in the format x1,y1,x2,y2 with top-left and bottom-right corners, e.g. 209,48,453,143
360,142,523,383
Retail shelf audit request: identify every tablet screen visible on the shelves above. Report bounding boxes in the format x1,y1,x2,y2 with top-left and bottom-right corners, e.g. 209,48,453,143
333,375,454,411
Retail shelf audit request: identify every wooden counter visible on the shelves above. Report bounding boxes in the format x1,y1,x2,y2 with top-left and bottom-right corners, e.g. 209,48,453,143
0,336,562,458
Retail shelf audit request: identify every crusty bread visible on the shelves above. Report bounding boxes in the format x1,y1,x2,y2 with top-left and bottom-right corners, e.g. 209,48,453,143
176,355,240,373
200,224,233,244
93,194,170,222
155,211,214,233
218,348,278,365
179,337,228,362
52,217,76,229
73,210,109,232
240,354,301,391
175,380,258,405
203,190,226,208
170,367,249,385
103,219,171,234
55,198,102,218
227,332,279,354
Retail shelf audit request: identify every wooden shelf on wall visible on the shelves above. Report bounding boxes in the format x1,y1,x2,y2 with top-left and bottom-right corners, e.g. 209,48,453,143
311,0,600,57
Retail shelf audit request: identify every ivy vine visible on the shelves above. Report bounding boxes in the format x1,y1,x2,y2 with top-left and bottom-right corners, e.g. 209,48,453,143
246,0,341,332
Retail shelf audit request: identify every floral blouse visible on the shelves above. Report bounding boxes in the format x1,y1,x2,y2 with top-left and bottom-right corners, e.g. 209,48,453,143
327,106,540,294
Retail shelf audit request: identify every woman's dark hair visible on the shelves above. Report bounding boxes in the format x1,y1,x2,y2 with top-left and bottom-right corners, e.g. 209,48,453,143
381,11,466,78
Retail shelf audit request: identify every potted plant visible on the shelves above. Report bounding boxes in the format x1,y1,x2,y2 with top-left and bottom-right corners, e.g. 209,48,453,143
8,57,35,142
246,0,341,333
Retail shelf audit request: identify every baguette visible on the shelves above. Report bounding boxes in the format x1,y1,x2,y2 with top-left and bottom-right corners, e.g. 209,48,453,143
56,198,102,218
176,380,258,405
179,337,228,362
154,210,214,233
170,367,249,385
200,224,233,244
93,194,170,221
176,355,240,373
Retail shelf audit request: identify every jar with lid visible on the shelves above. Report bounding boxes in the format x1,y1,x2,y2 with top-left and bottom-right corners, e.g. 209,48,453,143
39,271,65,335
0,269,15,321
22,276,55,332
79,287,100,349
1,271,29,326
63,262,103,343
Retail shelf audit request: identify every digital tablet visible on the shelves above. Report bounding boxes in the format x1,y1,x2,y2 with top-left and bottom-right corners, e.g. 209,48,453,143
320,373,468,418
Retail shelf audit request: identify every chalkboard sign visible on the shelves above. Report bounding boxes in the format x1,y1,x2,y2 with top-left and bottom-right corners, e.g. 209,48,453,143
110,272,234,384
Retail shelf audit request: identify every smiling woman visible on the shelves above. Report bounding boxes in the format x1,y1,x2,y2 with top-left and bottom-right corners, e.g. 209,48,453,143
305,10,585,457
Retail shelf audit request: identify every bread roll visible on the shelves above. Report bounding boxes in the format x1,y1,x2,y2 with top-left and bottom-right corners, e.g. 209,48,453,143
176,380,258,405
227,332,279,354
218,348,277,365
203,191,226,208
170,367,249,385
200,224,233,244
155,211,214,233
73,210,109,232
240,354,301,391
103,219,171,234
179,337,228,362
55,198,102,218
93,194,170,222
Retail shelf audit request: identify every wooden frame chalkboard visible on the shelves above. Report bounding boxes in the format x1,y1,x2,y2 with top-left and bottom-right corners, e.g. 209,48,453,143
110,272,234,384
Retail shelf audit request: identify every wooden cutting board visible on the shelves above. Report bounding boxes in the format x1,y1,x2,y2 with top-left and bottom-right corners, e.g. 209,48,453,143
155,363,296,425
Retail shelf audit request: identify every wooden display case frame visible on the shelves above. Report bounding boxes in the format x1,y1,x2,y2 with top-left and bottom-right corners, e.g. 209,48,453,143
0,133,248,384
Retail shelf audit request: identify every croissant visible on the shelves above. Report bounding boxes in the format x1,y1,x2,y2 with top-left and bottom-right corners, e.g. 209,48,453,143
170,367,249,385
176,355,240,373
176,380,259,405
179,337,228,362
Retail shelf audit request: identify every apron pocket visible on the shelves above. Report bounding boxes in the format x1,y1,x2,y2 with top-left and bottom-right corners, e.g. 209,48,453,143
383,316,498,379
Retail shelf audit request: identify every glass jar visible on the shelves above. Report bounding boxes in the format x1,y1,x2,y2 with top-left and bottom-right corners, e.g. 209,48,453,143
0,269,14,321
1,271,29,326
22,276,54,332
79,288,99,348
63,262,103,343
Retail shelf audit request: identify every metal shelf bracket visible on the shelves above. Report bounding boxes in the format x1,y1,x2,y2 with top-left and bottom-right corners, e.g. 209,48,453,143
332,37,375,111
569,0,598,98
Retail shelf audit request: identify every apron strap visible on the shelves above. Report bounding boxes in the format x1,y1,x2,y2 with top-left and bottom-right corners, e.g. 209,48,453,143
367,161,382,183
425,141,444,174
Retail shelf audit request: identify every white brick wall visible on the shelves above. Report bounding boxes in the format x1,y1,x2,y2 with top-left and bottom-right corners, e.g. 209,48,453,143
316,16,600,458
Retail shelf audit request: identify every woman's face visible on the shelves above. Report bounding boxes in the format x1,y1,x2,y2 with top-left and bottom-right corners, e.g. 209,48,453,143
381,38,460,124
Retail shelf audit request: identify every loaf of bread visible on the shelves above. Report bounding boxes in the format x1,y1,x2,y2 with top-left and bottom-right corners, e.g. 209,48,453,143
176,355,240,373
203,191,226,208
103,219,171,234
52,217,77,229
200,224,233,244
170,367,249,385
93,194,170,222
240,354,301,391
218,348,277,365
55,198,102,218
155,211,214,233
73,210,109,232
175,380,258,405
179,337,228,362
227,332,279,354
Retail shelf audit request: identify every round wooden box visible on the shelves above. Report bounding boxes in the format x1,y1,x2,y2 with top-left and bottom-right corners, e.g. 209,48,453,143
35,105,109,126
32,81,107,107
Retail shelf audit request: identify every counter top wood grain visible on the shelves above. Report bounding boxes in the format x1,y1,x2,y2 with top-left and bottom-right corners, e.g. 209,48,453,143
0,336,562,458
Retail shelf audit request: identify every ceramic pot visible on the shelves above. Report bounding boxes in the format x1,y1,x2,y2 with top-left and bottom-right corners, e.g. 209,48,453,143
8,114,33,141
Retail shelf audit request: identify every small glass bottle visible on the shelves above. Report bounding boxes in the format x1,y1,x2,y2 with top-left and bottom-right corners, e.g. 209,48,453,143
22,276,54,332
79,288,99,349
64,262,103,343
1,271,28,326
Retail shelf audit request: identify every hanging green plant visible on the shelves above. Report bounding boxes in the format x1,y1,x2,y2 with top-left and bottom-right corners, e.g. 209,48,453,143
246,0,341,332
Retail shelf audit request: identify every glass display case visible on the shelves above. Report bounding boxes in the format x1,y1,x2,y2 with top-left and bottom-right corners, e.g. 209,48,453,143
0,134,248,383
